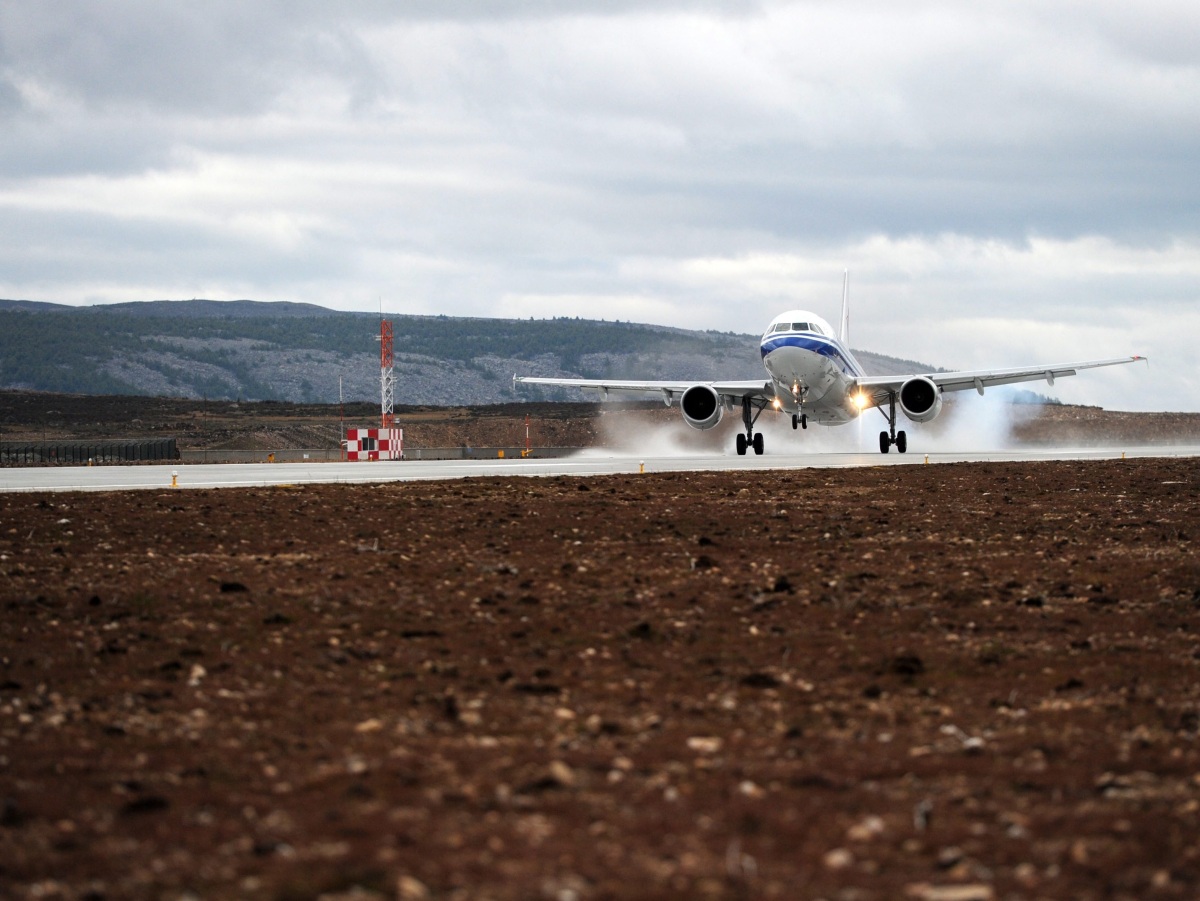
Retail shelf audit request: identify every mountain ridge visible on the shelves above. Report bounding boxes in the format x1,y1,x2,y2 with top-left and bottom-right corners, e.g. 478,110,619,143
0,298,936,406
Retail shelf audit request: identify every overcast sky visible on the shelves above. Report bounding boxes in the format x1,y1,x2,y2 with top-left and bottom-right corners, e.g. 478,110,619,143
1,1,1195,411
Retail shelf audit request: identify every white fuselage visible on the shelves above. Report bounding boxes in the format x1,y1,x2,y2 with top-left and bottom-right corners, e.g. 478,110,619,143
760,310,865,424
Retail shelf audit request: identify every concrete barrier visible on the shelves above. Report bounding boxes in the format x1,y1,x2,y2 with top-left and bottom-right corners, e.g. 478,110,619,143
402,447,581,460
178,447,583,464
180,448,342,464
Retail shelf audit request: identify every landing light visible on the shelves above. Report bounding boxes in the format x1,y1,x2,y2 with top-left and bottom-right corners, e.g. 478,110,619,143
772,398,782,410
853,392,869,409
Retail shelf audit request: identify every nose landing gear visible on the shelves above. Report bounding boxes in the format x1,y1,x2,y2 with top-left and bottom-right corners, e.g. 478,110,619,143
789,382,808,431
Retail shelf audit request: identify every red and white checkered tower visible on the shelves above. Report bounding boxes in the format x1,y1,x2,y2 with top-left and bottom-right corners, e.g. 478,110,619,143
379,319,395,428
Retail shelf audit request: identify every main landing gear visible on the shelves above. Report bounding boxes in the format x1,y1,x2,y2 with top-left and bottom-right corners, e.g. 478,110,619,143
736,396,767,456
877,390,907,454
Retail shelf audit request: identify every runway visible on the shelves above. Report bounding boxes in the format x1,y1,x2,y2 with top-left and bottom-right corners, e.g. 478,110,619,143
2,445,1197,492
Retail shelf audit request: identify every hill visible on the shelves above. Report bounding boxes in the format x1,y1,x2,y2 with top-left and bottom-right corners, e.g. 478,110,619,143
0,299,930,406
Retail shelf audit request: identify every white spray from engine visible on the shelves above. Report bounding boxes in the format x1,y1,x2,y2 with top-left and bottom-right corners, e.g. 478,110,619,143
586,404,722,458
584,387,1043,458
899,389,1036,453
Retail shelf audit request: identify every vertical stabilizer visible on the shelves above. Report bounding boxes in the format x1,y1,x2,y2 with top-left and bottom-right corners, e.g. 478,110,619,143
839,270,850,345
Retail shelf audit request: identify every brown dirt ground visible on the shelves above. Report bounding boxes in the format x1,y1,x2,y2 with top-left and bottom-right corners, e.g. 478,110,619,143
3,457,1200,900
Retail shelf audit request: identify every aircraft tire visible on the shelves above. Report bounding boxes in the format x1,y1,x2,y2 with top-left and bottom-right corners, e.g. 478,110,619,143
802,414,808,430
879,431,890,454
791,414,798,430
736,433,747,456
896,431,907,454
753,433,764,455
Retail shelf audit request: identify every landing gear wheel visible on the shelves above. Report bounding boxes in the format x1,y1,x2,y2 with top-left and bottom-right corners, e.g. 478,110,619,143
737,396,768,460
801,414,808,430
791,414,799,430
896,430,907,454
879,431,890,454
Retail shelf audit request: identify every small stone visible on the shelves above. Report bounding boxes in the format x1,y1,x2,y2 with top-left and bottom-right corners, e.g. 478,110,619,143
846,815,885,842
905,884,994,901
823,848,853,870
355,718,384,733
549,760,576,788
687,736,723,754
397,875,430,900
738,780,764,799
1013,862,1038,887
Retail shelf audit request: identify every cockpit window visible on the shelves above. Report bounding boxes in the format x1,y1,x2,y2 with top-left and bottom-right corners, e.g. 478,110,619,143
770,321,827,334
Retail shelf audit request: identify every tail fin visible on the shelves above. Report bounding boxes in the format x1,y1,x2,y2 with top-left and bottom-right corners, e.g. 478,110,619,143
839,269,850,345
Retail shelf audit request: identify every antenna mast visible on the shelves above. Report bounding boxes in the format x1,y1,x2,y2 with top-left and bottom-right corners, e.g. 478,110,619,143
379,316,395,428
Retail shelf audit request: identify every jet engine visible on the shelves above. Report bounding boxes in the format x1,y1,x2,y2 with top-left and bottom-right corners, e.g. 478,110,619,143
899,376,943,423
680,385,724,430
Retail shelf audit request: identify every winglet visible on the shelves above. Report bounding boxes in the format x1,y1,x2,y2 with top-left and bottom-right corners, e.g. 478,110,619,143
839,269,850,344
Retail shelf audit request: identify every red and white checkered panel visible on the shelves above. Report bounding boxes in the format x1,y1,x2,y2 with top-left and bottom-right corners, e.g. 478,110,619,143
345,428,404,461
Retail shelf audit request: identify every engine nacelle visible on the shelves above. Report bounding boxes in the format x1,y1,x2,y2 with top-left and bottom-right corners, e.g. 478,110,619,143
899,376,944,423
680,385,724,430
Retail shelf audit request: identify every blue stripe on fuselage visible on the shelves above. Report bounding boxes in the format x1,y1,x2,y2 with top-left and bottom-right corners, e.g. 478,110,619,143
760,334,864,378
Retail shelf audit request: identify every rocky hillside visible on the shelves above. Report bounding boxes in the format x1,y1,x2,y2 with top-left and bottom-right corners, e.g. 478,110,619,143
0,299,930,407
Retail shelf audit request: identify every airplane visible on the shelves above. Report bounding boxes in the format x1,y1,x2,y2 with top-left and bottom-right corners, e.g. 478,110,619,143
513,275,1147,455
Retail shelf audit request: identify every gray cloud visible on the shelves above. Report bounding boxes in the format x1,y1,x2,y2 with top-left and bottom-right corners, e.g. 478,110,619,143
0,1,1195,410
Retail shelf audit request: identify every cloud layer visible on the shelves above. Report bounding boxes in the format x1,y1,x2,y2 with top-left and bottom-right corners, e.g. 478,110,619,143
1,1,1195,410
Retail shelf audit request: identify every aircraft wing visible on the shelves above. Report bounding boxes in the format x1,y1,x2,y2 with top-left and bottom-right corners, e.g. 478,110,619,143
513,375,775,404
854,355,1147,407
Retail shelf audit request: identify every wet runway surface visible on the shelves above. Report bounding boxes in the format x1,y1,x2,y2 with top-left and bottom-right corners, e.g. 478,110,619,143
3,445,1199,492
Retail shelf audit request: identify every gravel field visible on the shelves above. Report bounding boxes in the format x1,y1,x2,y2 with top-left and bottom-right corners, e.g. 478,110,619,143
2,457,1199,900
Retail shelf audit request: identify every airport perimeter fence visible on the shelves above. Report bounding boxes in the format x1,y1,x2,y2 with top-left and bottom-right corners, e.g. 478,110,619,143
1,438,179,466
180,447,581,463
2,442,580,466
